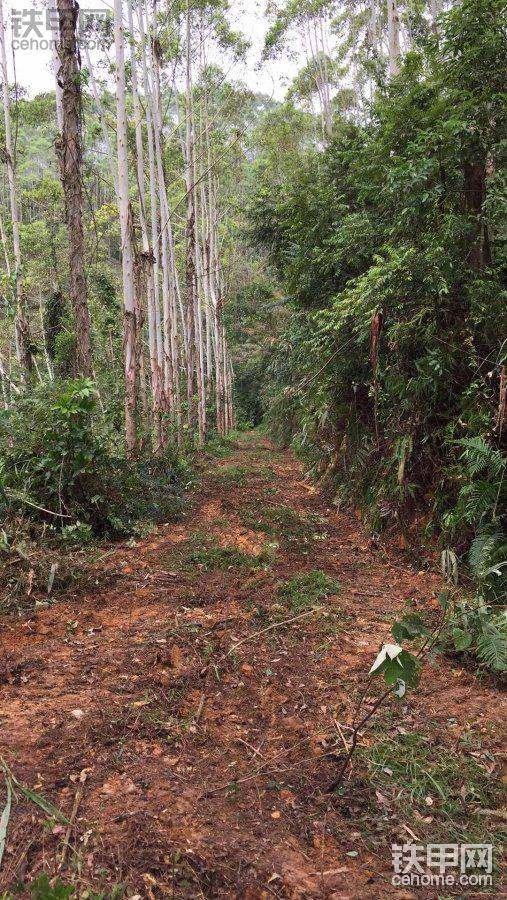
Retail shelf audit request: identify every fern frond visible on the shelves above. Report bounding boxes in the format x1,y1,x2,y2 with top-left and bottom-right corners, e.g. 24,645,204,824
457,437,505,478
469,528,507,580
476,613,507,673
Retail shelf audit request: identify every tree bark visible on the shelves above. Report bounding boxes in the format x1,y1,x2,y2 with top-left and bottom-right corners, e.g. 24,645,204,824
184,3,198,440
387,0,401,76
114,0,138,455
47,0,64,132
138,3,165,448
56,0,92,377
464,161,491,270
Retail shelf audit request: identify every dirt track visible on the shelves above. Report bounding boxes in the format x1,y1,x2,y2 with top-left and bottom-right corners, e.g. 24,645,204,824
0,435,505,897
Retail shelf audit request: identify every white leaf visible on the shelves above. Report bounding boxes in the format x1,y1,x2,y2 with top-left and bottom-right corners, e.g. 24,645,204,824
393,678,406,697
369,643,403,674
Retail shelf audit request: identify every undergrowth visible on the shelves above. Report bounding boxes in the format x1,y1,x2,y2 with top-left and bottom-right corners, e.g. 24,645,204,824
277,569,339,612
0,379,190,539
185,532,271,572
359,726,504,849
0,378,193,613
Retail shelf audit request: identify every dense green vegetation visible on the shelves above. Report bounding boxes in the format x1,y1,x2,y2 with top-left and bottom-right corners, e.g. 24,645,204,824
246,0,507,671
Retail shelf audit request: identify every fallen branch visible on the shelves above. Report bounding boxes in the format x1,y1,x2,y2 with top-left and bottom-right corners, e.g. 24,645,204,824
193,691,206,726
227,606,324,656
59,785,84,870
4,490,71,518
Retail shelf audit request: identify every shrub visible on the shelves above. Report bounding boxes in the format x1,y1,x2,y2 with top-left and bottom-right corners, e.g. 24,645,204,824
0,378,187,538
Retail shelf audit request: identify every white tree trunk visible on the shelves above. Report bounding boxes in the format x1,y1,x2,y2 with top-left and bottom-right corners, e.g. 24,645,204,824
114,0,137,455
184,2,206,445
83,45,118,194
387,0,401,76
47,0,63,132
138,1,164,420
148,19,183,442
126,0,163,451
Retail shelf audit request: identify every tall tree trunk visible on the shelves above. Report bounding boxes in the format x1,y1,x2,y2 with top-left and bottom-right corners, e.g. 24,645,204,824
184,3,198,440
47,0,64,132
56,0,92,377
149,31,182,441
184,2,206,445
114,0,138,455
387,0,401,76
126,0,161,447
0,0,33,381
138,3,165,448
464,161,491,270
84,45,118,194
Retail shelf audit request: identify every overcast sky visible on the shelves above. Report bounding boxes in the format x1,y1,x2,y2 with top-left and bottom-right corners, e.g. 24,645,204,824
3,0,293,100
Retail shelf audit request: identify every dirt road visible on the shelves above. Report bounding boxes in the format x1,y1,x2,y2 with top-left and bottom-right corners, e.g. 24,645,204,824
0,435,504,897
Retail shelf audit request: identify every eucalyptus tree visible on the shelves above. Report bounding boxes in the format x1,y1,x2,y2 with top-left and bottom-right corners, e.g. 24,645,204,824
113,0,138,455
56,0,93,377
264,0,341,138
386,0,401,74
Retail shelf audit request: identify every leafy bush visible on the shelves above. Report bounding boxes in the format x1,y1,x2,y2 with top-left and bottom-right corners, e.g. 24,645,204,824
0,378,188,538
448,597,507,673
441,438,507,672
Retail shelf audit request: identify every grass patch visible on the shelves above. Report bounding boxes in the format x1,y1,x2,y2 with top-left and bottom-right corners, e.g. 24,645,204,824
241,504,316,538
278,569,339,612
160,531,273,575
256,464,277,479
359,728,504,848
186,532,263,572
203,432,240,458
211,465,248,487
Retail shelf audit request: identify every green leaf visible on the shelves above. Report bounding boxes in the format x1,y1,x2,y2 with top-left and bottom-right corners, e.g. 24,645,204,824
12,782,68,824
453,628,472,651
29,874,74,899
383,650,420,688
370,643,403,673
392,613,429,642
437,591,450,611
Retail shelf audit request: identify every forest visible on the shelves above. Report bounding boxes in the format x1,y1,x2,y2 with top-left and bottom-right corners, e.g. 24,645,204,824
0,0,505,896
